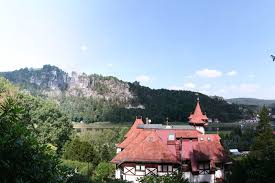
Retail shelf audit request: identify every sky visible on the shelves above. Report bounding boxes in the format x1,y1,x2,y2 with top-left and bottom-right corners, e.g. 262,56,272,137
1,0,275,99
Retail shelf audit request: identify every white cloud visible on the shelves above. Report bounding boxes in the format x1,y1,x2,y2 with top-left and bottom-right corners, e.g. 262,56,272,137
226,70,237,76
136,75,152,83
107,63,113,68
195,69,222,78
80,45,88,52
183,82,196,89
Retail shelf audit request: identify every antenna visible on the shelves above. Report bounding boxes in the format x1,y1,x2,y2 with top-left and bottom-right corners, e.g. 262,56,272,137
166,117,169,126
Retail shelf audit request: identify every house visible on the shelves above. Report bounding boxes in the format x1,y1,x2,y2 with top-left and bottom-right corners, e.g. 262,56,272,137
111,98,229,183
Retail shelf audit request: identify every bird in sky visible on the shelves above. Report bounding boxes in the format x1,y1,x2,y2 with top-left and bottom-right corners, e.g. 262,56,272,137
271,55,275,62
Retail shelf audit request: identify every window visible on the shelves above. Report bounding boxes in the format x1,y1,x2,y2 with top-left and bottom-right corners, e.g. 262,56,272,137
136,165,145,171
141,165,145,171
168,134,175,141
199,162,210,175
158,165,173,172
158,165,162,172
199,162,210,170
163,165,168,172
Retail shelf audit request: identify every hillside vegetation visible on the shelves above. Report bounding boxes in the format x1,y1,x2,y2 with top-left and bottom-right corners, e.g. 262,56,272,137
0,65,244,123
227,98,275,106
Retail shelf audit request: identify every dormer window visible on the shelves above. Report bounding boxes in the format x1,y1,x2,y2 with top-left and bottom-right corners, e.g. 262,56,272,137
168,134,175,141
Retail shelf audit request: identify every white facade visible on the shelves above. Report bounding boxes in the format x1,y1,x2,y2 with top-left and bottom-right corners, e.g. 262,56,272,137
195,126,205,134
115,165,225,183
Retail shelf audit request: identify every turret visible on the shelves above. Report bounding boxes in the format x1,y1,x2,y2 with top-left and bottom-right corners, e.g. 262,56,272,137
188,97,208,134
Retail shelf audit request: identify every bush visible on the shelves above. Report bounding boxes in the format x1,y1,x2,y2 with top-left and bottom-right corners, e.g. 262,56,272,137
138,172,190,183
93,162,115,182
61,159,94,176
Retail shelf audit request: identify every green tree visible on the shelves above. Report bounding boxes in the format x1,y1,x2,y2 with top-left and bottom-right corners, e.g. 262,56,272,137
100,144,111,162
93,162,115,183
251,106,275,158
0,97,67,182
229,106,275,183
17,93,72,153
63,137,96,162
63,137,97,176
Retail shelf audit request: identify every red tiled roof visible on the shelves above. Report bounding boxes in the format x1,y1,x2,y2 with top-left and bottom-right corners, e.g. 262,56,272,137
117,118,145,148
181,139,198,160
189,100,208,125
111,131,180,164
194,134,227,162
175,130,202,139
112,112,228,173
118,130,151,149
124,118,144,138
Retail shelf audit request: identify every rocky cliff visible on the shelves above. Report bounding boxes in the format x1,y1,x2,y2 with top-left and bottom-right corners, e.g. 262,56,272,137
0,65,134,104
0,65,244,123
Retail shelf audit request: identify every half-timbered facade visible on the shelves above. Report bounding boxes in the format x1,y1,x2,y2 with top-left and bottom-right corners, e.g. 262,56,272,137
111,99,229,183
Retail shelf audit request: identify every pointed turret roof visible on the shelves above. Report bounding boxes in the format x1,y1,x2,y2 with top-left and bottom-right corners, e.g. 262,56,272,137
188,98,208,126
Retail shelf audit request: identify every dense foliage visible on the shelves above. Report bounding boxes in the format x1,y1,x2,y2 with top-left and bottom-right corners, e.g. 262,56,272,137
138,172,190,183
0,78,77,182
17,93,72,152
220,127,256,151
229,106,275,183
62,128,128,182
0,97,68,182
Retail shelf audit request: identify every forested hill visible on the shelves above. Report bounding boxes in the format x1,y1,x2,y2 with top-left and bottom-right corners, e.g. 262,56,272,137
0,65,244,123
227,98,275,106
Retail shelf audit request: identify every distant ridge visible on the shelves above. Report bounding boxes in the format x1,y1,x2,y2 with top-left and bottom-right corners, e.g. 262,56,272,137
0,65,244,123
227,98,275,106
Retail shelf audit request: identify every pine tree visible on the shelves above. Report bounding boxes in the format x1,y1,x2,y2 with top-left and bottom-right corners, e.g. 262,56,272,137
251,106,274,159
100,144,111,162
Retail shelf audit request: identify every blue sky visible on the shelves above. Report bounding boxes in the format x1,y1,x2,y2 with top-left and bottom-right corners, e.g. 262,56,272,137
1,0,275,99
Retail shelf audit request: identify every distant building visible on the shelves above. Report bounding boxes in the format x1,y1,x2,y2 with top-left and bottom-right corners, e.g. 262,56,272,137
111,99,229,183
229,149,240,156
